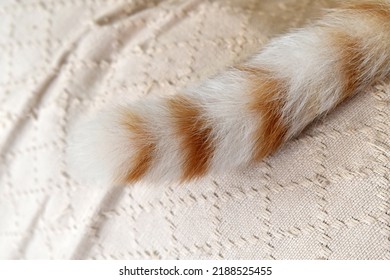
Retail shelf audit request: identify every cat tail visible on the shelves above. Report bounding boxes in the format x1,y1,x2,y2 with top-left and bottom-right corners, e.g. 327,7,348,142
68,1,390,185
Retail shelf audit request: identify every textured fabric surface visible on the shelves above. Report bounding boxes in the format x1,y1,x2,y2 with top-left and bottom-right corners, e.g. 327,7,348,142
0,0,389,259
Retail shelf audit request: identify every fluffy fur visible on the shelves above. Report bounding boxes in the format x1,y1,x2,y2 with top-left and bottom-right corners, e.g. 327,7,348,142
69,1,390,185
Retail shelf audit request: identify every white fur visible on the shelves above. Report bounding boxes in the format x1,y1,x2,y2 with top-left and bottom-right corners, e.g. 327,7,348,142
130,98,184,184
67,107,140,186
187,69,259,173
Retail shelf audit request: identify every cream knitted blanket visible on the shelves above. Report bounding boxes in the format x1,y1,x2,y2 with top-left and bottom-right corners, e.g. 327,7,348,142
0,0,389,259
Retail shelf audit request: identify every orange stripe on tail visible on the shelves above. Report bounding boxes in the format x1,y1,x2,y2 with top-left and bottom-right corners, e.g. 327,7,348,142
330,31,367,102
168,96,215,181
120,111,155,183
342,1,390,20
238,66,289,161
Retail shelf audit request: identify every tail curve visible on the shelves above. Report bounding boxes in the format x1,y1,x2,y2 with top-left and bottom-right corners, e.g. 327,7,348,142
69,1,390,185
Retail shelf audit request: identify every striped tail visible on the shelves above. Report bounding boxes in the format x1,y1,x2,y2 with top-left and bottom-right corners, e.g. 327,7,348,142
69,1,390,185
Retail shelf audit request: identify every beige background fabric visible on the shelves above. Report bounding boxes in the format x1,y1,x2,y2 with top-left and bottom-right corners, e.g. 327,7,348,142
0,0,389,259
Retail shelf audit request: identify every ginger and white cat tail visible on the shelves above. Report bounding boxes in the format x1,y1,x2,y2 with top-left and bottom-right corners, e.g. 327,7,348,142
69,0,390,185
